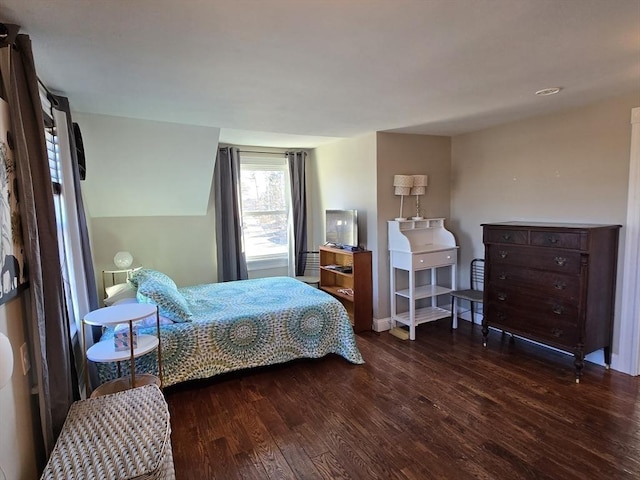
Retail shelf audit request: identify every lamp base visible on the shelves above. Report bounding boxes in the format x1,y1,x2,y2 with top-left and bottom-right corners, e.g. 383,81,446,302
394,217,407,221
411,216,424,220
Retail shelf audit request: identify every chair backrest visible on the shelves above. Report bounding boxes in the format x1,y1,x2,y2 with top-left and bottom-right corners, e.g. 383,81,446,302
470,258,485,291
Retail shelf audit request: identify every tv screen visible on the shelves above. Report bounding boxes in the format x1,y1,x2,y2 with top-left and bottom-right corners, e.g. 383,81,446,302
326,209,358,248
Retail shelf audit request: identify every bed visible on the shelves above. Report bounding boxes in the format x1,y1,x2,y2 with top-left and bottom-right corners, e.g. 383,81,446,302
97,271,364,387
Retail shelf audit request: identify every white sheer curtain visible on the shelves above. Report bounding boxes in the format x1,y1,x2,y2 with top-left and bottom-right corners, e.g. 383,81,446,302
53,108,92,334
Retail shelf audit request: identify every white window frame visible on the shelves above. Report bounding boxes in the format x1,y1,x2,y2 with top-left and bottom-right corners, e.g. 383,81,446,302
239,155,293,271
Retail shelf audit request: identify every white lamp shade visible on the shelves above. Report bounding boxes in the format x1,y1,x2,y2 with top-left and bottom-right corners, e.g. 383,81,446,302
393,175,414,188
0,332,13,390
412,174,428,187
410,186,426,195
113,251,133,269
394,186,411,196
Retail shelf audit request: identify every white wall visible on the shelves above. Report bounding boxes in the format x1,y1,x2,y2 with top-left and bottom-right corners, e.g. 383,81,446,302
0,297,41,480
76,114,221,289
75,113,220,218
309,133,378,312
451,91,639,368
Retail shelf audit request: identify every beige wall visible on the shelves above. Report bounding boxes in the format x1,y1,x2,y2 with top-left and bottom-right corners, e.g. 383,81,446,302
376,132,452,319
90,213,217,290
309,133,379,309
0,297,41,480
309,133,378,250
451,91,639,362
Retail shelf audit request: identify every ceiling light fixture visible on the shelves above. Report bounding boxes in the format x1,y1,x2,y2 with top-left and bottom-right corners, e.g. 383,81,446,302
535,87,562,96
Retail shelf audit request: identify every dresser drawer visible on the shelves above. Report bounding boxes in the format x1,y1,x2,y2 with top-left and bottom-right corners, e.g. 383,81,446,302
484,228,528,245
486,302,579,348
488,245,582,274
530,230,585,250
487,267,580,300
486,287,579,319
412,250,456,270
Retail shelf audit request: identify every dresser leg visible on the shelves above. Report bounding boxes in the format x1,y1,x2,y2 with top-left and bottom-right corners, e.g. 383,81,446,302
574,348,585,383
603,345,612,369
482,322,488,347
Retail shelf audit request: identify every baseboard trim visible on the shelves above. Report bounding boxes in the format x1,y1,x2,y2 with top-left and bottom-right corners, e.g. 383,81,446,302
373,317,392,332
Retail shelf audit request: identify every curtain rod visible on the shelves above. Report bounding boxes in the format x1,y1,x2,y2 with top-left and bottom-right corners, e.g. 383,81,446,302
238,150,287,155
37,76,60,107
238,150,307,155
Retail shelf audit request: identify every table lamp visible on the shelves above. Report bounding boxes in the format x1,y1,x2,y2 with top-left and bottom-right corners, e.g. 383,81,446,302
410,174,428,219
114,251,133,269
393,175,414,220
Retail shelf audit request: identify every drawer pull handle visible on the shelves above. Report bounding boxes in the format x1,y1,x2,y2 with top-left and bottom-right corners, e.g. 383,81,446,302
497,293,507,301
554,256,567,266
499,250,508,259
551,328,563,338
498,273,507,280
502,233,512,241
548,237,559,244
552,305,564,315
553,280,567,290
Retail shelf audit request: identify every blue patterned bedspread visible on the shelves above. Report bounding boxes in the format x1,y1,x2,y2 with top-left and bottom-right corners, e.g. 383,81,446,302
98,277,364,387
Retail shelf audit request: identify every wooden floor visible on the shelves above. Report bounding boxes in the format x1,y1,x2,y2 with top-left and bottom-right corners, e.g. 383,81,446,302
165,319,640,479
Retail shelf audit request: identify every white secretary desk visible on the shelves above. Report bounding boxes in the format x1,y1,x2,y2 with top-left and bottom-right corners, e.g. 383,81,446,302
388,218,458,340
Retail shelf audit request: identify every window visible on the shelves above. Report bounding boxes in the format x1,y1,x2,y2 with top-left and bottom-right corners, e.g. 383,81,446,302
40,84,79,337
239,156,291,269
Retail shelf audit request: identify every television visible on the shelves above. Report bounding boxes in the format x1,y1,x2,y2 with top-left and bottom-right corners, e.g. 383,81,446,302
325,209,358,249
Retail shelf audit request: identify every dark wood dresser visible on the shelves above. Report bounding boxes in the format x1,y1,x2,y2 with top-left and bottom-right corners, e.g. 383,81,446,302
482,222,621,382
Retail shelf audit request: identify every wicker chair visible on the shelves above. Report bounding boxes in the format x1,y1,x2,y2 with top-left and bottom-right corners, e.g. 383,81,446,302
41,385,175,480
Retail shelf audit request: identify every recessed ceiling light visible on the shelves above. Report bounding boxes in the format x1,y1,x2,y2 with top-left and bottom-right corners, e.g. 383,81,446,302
535,87,562,96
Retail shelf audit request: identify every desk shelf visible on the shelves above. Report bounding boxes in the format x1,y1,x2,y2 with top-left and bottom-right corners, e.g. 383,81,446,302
389,219,458,340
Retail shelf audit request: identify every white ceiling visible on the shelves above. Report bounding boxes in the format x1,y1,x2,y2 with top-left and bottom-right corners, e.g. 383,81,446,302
2,0,639,147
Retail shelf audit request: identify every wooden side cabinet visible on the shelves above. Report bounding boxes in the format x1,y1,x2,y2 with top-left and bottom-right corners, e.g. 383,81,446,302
319,246,372,333
482,221,621,383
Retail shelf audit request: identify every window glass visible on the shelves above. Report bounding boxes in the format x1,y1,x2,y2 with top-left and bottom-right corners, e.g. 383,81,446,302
239,157,290,262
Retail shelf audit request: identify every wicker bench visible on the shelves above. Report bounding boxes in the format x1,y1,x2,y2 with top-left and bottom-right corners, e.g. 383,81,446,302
41,384,175,480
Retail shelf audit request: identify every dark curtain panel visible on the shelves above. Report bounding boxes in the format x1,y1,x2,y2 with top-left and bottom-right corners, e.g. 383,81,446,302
288,151,307,276
214,146,248,281
0,34,77,455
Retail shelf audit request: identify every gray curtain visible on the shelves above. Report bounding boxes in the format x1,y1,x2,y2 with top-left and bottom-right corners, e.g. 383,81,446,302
214,146,248,281
0,32,77,456
287,151,307,276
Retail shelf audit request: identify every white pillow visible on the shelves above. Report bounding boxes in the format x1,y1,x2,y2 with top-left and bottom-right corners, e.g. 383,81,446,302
111,297,174,327
104,282,137,306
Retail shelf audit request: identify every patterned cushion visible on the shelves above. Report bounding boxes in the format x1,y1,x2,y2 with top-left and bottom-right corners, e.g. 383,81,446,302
136,277,192,323
129,268,177,290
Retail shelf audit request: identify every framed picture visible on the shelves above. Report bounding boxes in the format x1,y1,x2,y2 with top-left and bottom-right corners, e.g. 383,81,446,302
0,97,27,305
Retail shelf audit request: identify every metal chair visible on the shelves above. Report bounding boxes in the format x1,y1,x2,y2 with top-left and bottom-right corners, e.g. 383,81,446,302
295,251,320,287
450,258,484,328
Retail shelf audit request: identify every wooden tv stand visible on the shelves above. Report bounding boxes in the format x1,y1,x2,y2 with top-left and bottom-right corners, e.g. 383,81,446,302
319,245,372,333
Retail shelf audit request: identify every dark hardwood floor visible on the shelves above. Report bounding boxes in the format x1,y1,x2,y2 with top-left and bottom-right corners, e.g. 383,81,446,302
165,319,640,479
